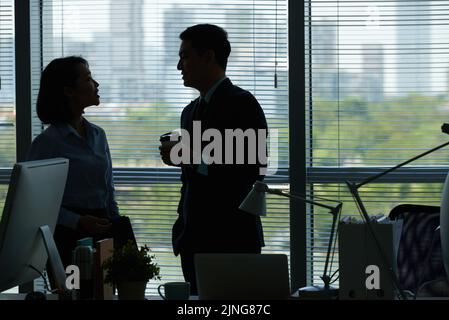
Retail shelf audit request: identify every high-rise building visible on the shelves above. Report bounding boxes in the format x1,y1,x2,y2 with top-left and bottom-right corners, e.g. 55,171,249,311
395,1,431,96
110,0,148,100
162,4,197,104
310,20,339,100
361,44,384,102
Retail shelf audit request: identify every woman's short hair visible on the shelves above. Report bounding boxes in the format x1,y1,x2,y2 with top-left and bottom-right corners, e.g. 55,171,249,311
180,24,231,71
37,56,88,124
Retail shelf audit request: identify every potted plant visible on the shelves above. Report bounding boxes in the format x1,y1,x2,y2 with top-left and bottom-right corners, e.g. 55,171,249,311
102,240,161,300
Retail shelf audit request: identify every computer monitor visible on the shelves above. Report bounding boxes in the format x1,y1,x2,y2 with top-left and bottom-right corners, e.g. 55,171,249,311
440,172,449,282
0,158,69,292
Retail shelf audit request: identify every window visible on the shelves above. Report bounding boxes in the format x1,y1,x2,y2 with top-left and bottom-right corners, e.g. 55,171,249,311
32,0,289,294
305,0,449,286
0,2,16,290
0,0,16,187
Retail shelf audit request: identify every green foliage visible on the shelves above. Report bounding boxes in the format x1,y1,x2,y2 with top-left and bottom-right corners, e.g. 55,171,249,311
102,240,161,284
311,93,449,167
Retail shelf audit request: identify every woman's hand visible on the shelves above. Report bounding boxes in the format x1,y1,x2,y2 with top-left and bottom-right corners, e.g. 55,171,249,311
78,215,112,235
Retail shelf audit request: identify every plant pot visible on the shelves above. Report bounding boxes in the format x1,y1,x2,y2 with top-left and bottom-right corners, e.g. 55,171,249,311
117,281,148,300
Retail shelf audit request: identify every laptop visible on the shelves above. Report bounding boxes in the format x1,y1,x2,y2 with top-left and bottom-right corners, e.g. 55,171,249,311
195,253,291,300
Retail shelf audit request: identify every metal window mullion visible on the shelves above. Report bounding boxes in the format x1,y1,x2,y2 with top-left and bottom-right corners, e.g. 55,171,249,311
15,0,32,162
289,0,306,292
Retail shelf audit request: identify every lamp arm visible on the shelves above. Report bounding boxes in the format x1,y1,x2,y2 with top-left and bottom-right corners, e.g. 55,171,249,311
357,140,449,188
267,187,343,289
266,188,341,213
347,140,449,299
321,203,342,288
347,182,407,300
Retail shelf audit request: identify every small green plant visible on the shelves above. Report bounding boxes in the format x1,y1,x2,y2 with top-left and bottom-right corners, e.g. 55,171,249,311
102,240,161,285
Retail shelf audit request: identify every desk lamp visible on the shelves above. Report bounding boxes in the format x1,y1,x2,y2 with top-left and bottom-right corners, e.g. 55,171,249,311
239,181,342,298
345,124,449,300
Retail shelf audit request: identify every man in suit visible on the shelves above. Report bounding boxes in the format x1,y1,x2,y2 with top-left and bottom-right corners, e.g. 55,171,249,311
160,24,267,295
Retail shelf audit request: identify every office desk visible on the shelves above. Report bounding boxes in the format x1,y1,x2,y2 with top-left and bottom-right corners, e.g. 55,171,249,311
3,292,446,301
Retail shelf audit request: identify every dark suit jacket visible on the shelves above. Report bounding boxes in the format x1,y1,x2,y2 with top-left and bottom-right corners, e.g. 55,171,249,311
172,78,267,255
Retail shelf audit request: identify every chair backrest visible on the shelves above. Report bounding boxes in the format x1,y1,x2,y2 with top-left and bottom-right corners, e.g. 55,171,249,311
389,204,447,295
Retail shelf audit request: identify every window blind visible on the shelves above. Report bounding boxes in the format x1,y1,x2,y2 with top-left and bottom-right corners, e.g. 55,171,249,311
0,0,16,170
305,0,449,286
32,0,289,294
0,0,15,247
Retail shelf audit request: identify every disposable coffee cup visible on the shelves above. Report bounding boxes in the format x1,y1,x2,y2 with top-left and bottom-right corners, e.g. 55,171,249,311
160,131,181,147
157,282,190,300
160,131,182,166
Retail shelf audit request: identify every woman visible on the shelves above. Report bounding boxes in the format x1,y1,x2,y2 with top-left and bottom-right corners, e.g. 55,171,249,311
27,56,135,268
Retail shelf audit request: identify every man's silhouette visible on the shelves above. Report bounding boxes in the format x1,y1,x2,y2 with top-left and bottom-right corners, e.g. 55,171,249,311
161,24,267,294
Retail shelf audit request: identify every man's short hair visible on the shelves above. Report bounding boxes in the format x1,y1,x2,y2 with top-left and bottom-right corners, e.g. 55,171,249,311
36,56,88,124
180,24,231,70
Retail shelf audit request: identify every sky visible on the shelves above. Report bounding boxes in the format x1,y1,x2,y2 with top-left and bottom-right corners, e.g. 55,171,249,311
22,0,449,97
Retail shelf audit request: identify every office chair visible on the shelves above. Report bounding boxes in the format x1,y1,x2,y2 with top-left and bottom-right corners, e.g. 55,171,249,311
389,204,449,297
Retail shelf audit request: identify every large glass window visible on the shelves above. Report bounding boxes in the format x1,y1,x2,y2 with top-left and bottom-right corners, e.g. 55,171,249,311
0,0,16,172
0,0,15,226
11,0,448,294
0,0,18,293
305,0,449,286
32,0,289,294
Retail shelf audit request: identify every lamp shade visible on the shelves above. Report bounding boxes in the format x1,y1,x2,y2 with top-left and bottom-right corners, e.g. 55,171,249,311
239,181,268,216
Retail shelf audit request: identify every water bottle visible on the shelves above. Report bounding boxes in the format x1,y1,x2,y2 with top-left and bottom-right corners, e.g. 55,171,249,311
74,245,94,300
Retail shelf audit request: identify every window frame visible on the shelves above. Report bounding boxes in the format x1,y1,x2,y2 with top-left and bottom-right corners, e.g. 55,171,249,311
13,0,293,292
302,0,449,287
12,0,448,294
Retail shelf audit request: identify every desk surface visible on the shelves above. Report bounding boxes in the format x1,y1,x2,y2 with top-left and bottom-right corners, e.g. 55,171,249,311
1,292,448,301
0,293,200,301
0,293,59,300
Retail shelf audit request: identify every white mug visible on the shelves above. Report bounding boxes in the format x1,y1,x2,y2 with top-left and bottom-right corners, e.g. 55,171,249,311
158,282,190,300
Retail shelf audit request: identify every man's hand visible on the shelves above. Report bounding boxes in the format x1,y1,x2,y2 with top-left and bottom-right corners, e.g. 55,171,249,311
159,142,182,167
78,215,112,235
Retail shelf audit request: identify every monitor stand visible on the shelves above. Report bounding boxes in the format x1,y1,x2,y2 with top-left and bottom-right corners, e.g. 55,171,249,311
39,225,68,292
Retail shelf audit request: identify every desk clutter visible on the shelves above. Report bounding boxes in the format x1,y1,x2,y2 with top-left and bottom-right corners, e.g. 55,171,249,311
68,237,114,300
16,208,449,301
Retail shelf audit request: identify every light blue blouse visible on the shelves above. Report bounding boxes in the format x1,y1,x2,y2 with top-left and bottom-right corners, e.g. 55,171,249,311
26,118,119,230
